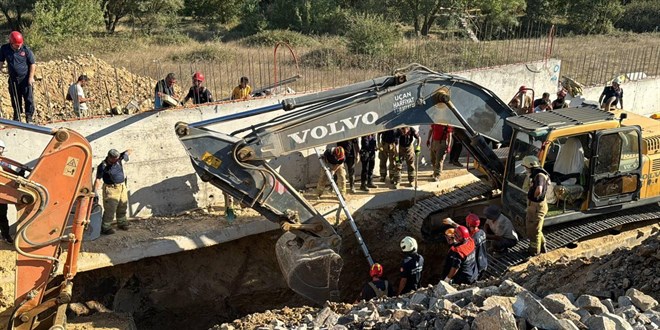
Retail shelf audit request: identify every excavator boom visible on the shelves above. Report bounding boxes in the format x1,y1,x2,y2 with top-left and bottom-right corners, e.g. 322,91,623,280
175,64,516,303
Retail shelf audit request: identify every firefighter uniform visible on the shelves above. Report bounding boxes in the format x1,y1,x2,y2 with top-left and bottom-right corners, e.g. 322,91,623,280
379,130,400,184
526,167,549,256
398,127,420,184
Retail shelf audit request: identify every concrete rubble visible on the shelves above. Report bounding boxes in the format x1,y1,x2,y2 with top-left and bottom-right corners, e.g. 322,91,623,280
212,279,659,330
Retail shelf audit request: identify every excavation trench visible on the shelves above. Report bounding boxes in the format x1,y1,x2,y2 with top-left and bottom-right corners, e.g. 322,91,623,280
70,207,451,330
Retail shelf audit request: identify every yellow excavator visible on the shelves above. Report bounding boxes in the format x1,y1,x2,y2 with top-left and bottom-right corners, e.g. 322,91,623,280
175,64,659,303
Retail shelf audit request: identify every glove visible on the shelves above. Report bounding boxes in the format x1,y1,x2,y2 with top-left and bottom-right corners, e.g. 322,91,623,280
415,145,421,154
443,277,452,284
442,218,458,227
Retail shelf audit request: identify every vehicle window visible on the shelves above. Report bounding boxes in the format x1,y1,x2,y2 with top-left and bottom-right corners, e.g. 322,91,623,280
595,131,639,174
507,131,544,189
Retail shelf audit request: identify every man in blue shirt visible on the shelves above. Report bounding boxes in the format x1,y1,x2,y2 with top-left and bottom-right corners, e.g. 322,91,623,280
398,236,424,295
0,31,36,123
94,148,133,235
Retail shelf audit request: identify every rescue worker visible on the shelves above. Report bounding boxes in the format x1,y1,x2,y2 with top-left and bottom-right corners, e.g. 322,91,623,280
360,263,394,301
95,148,133,235
509,86,533,115
231,76,251,100
522,155,549,256
337,138,359,193
154,73,177,109
442,225,478,285
398,236,424,295
599,78,623,110
466,213,488,276
315,146,346,197
426,124,452,182
182,71,213,105
359,134,378,191
483,205,518,253
449,135,463,167
378,129,400,186
0,31,36,123
552,89,569,109
533,92,552,108
398,126,420,186
67,75,94,118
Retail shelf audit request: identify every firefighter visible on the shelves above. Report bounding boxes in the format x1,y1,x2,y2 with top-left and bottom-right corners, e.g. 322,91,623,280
398,126,421,186
360,263,394,301
398,236,424,295
337,138,359,193
315,146,347,197
378,129,400,186
466,213,488,276
522,155,549,256
441,225,478,285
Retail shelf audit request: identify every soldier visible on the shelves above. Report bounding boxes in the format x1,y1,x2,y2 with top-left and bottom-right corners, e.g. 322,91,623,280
398,127,420,186
378,130,400,186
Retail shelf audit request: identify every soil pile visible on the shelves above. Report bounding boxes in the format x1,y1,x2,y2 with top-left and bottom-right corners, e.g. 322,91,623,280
0,54,165,123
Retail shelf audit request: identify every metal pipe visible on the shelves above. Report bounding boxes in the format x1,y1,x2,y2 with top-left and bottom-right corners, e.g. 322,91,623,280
189,103,284,128
0,118,54,135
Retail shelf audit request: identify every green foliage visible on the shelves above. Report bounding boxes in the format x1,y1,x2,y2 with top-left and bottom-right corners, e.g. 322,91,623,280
616,0,660,32
346,13,400,55
253,0,348,35
241,29,321,47
565,0,624,34
470,0,526,29
29,0,103,48
233,0,268,36
168,44,235,62
0,0,35,30
130,0,184,35
149,30,190,45
184,0,244,24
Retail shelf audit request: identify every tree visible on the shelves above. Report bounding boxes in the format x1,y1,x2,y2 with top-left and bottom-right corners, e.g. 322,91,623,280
31,0,103,40
565,0,623,34
101,0,133,33
184,0,244,24
130,0,184,34
0,0,35,30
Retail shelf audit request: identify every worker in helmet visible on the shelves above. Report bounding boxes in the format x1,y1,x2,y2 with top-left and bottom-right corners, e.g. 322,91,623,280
360,263,394,301
599,78,624,110
154,73,178,109
398,236,424,295
182,71,213,105
522,155,549,256
315,146,347,197
483,205,518,254
465,213,488,276
552,89,569,109
441,225,478,285
0,31,36,123
231,76,251,100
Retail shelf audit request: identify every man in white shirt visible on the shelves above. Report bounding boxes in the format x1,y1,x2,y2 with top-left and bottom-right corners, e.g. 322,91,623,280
483,205,519,253
67,75,94,118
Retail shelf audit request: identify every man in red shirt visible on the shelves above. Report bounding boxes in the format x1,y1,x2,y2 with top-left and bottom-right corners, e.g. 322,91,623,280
426,124,453,182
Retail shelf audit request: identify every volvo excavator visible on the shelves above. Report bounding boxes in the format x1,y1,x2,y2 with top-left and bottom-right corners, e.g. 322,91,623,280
175,64,660,304
2,119,94,330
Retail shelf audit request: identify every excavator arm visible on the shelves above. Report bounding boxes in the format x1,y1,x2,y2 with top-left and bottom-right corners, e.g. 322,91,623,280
1,120,94,330
175,64,515,304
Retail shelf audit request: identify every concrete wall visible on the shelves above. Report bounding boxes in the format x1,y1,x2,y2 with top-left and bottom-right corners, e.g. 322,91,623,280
4,59,565,218
566,77,660,116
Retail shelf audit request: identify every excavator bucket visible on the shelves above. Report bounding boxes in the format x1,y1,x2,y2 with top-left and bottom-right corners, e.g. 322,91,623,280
275,232,343,304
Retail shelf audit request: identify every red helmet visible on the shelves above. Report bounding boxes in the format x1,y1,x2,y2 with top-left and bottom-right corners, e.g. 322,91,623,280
333,146,345,161
9,31,23,46
519,85,527,92
370,263,384,277
465,213,480,227
192,71,205,82
456,225,470,239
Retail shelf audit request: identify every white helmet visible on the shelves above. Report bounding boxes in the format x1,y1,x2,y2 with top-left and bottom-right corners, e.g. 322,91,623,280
612,77,622,85
400,236,418,252
0,140,5,149
522,155,540,168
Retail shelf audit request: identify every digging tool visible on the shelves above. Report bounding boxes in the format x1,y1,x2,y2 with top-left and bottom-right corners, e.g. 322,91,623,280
103,79,113,111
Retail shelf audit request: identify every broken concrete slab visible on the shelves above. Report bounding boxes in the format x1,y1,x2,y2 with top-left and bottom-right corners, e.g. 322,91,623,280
471,306,517,330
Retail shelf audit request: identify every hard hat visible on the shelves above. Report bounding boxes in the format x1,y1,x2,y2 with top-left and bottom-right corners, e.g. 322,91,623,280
370,263,384,278
400,236,417,252
333,146,345,161
0,140,5,149
465,213,480,227
519,85,527,92
651,113,660,120
108,149,120,158
9,31,23,46
612,77,622,85
521,155,540,168
455,225,470,239
444,228,455,237
193,71,205,82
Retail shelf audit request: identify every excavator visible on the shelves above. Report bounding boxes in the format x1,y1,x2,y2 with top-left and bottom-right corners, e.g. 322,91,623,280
175,63,660,304
1,119,94,330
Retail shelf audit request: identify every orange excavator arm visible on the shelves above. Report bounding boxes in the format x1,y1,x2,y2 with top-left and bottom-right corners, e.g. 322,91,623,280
0,120,93,330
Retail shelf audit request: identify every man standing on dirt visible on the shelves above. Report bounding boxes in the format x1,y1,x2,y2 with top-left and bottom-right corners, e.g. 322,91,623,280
337,138,359,193
398,127,420,186
522,155,549,256
427,124,452,182
231,76,251,100
398,236,424,295
0,31,36,123
378,129,400,186
483,205,518,254
359,134,377,192
67,75,94,118
360,263,394,301
95,148,133,235
182,71,213,105
154,73,177,109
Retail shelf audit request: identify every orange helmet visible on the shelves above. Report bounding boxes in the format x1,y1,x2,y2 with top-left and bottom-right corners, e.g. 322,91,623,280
9,31,23,46
466,213,480,227
333,146,345,161
456,225,470,239
370,263,384,277
192,71,205,82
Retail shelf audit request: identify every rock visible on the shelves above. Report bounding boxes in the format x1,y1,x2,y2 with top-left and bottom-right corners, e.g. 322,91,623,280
575,295,609,314
619,296,634,308
314,307,339,327
615,305,640,320
557,319,580,330
513,291,563,329
330,326,347,330
623,278,631,289
643,310,660,327
584,315,618,330
499,280,526,297
542,294,578,314
560,310,587,329
471,306,517,330
271,319,285,328
483,296,516,315
626,289,659,312
387,324,402,330
219,324,235,330
443,318,469,330
602,299,616,313
601,312,634,330
435,281,458,296
68,302,91,316
445,288,479,302
392,309,413,322
85,300,111,313
410,292,429,307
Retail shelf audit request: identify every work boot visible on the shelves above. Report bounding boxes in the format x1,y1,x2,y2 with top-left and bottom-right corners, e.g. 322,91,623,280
380,176,387,183
359,184,369,192
101,228,115,235
118,224,129,231
3,235,13,244
366,180,377,189
350,186,356,194
452,160,463,167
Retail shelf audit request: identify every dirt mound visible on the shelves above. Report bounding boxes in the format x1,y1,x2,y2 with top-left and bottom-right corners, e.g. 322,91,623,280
509,229,660,301
0,54,167,123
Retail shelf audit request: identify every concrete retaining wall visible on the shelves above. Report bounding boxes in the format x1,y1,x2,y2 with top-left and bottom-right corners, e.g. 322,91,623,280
4,59,567,218
567,77,660,116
